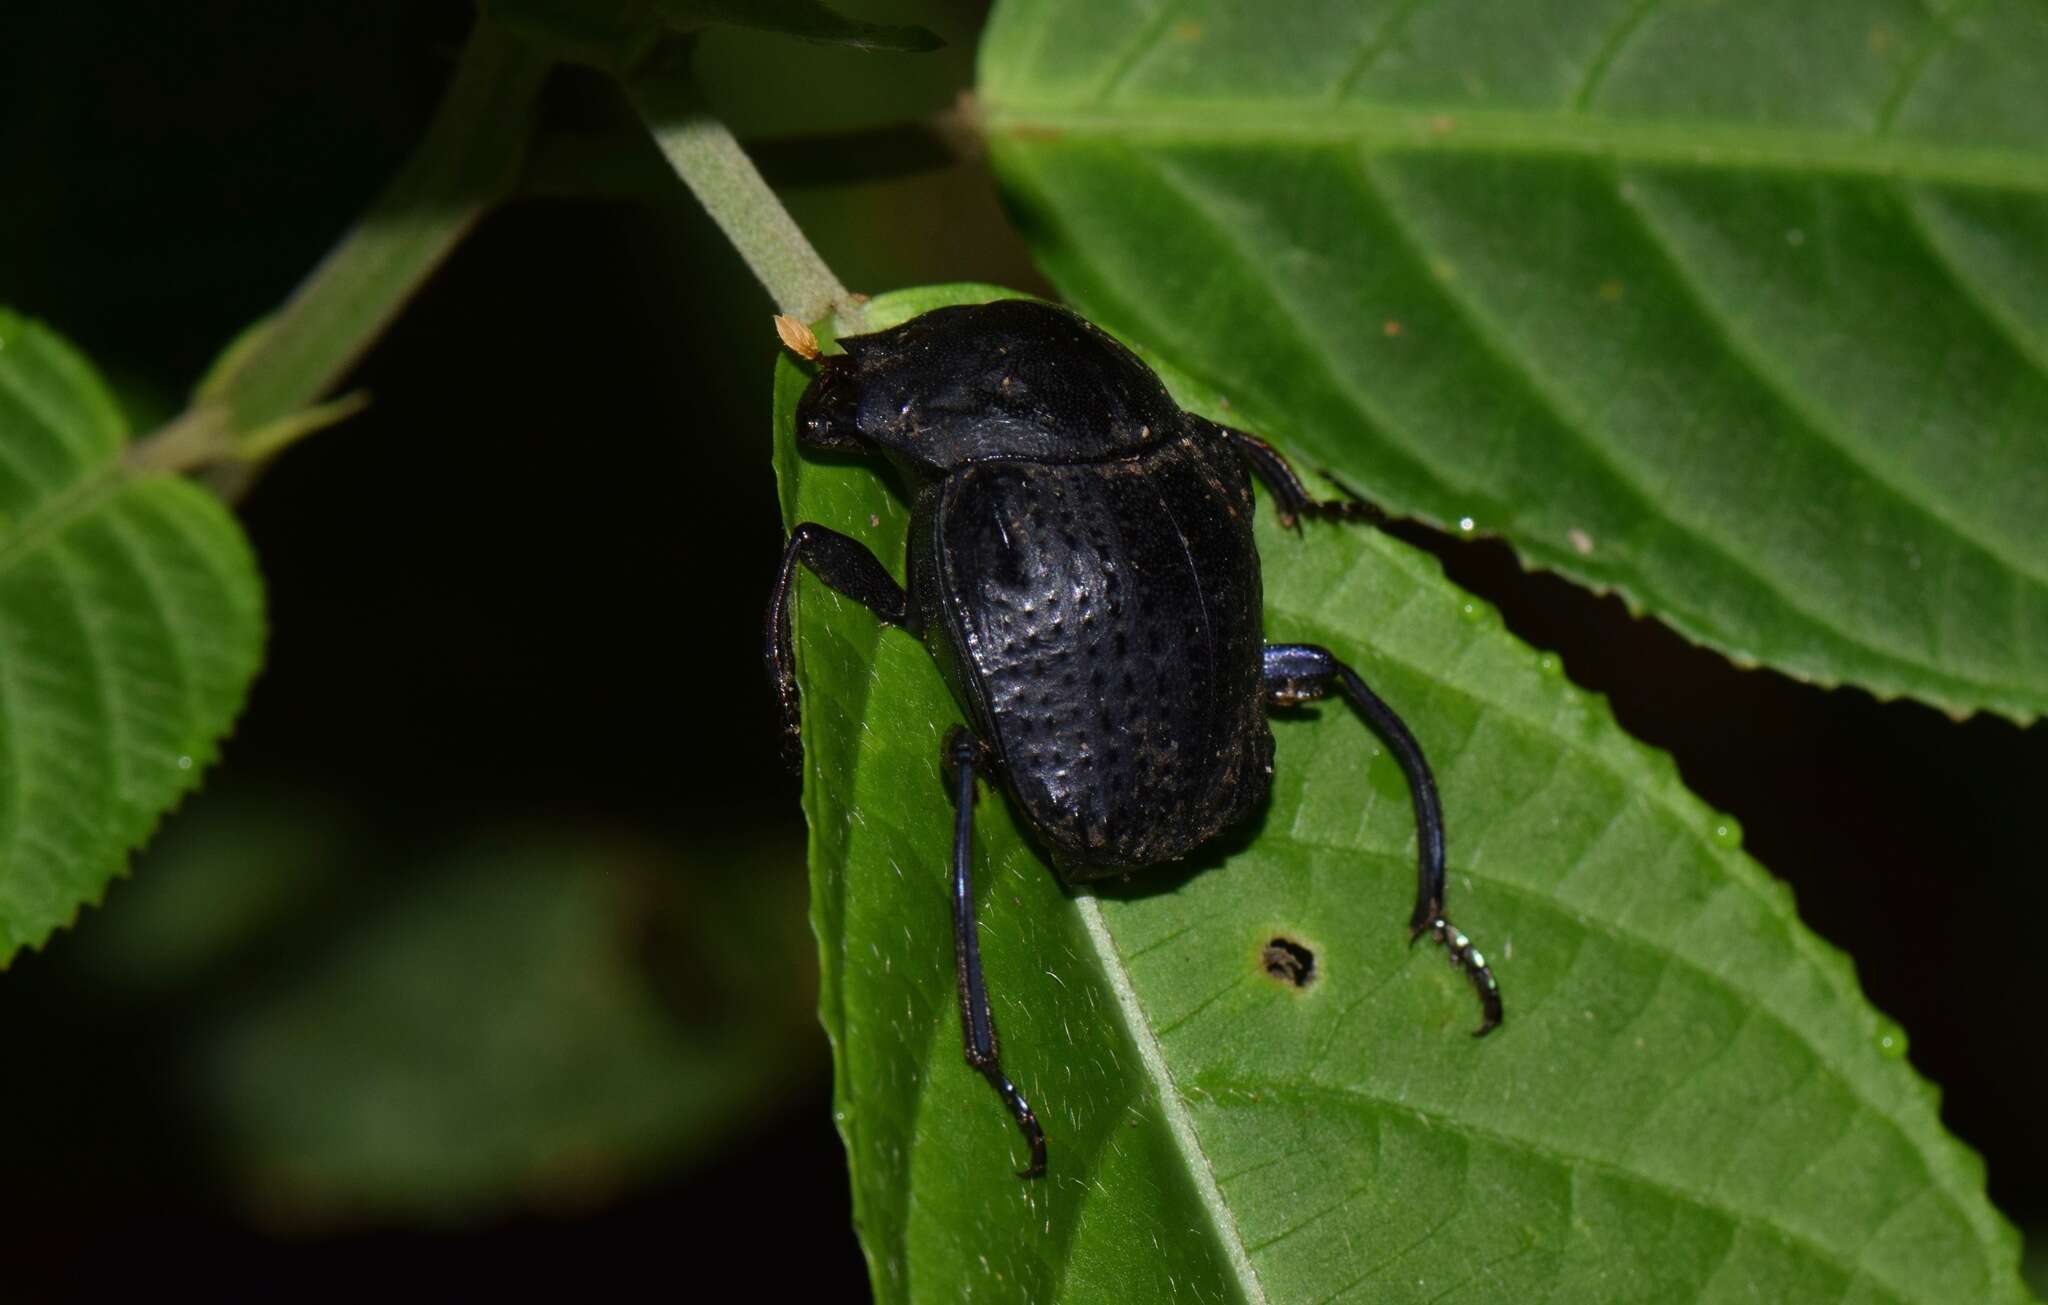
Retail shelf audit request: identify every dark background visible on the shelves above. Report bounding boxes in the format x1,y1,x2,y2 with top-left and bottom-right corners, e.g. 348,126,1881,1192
1,1,2042,1298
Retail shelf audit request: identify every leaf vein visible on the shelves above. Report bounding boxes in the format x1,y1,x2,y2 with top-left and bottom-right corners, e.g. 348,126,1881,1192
1261,838,1957,1244
1245,1175,1378,1254
1569,0,1667,112
1349,152,2043,681
100,498,202,772
1613,169,2048,595
1874,0,1996,134
1894,186,2048,385
1329,0,1435,104
1091,0,1184,104
1208,1077,1915,1304
984,102,2048,193
1315,1183,1467,1302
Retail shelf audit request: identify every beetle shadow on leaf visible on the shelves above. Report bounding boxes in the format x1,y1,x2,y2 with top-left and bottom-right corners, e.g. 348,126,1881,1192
797,443,890,480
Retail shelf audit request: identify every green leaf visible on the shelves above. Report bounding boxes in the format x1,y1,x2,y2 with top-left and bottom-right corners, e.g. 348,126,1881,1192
668,0,943,52
483,0,664,72
485,0,939,73
777,285,2030,1303
63,792,351,993
196,835,818,1222
0,311,264,961
978,0,2048,723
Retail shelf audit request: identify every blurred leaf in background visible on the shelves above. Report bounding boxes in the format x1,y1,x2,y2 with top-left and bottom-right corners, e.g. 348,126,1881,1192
197,834,815,1225
32,792,817,1228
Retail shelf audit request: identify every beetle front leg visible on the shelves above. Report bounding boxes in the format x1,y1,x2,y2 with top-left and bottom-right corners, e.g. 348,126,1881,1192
1263,643,1502,1035
944,727,1048,1179
765,523,909,770
1202,418,1389,531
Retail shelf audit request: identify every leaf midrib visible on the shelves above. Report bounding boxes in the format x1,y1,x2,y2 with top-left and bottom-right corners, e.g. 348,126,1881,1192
981,101,2048,193
1075,896,1267,1305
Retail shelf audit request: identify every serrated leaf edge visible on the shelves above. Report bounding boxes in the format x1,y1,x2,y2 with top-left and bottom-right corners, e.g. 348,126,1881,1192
0,312,267,962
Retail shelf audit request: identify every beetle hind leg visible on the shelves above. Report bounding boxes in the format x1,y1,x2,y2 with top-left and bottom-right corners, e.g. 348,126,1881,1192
1262,643,1502,1035
944,727,1048,1178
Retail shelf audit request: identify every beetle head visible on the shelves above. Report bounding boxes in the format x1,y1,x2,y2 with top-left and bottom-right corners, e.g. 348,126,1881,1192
804,300,1182,473
793,355,870,455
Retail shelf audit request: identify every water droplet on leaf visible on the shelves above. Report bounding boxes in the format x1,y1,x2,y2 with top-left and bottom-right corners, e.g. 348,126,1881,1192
1458,598,1494,625
1874,1019,1908,1059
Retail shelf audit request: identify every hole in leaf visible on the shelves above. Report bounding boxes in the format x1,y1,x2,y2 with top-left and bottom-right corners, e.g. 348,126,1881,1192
1261,936,1316,988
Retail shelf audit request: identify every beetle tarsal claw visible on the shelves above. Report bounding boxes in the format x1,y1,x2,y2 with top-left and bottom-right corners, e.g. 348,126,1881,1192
1419,912,1504,1036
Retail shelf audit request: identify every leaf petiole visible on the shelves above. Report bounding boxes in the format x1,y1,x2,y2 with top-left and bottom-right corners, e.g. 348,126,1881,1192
627,48,859,329
131,20,553,478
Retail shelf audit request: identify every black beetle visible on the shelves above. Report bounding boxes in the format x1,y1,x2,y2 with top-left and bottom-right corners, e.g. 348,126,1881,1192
767,299,1499,1179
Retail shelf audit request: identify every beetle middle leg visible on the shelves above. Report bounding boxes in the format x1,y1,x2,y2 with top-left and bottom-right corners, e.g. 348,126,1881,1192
1262,643,1503,1035
1203,418,1389,531
944,726,1048,1179
765,523,910,770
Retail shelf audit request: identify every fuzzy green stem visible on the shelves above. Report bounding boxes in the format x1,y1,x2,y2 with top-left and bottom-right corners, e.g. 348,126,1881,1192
628,65,856,327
